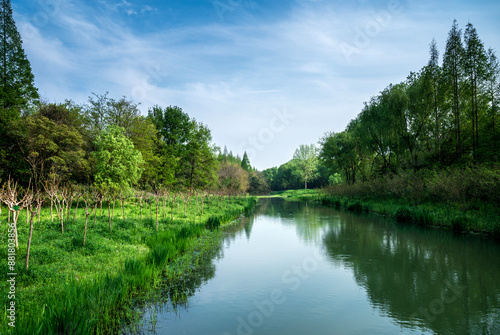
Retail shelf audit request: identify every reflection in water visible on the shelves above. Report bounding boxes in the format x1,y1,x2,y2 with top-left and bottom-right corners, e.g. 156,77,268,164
132,198,500,335
323,210,500,335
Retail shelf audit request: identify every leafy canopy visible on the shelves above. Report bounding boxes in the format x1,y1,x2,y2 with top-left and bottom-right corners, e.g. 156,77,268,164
92,126,144,191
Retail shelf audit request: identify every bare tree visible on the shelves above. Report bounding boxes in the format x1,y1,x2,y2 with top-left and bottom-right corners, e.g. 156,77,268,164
44,176,59,222
1,178,33,248
26,191,40,270
55,185,70,234
82,187,96,246
135,190,144,219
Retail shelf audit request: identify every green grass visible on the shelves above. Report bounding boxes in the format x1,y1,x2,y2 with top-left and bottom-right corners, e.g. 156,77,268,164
0,195,257,334
320,194,500,237
260,189,322,201
269,187,499,237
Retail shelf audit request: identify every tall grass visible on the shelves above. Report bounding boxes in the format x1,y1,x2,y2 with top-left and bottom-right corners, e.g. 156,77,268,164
0,195,257,334
320,165,500,236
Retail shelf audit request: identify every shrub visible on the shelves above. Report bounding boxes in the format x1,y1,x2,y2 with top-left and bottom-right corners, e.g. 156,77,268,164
395,207,413,223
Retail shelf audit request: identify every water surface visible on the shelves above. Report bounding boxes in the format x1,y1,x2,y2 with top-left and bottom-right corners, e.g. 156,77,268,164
137,198,500,335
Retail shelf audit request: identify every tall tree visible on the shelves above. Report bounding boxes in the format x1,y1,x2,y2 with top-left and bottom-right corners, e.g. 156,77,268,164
427,38,443,160
0,0,39,182
0,0,38,114
443,19,465,158
486,48,500,160
92,126,144,191
17,111,88,187
293,144,318,189
218,161,249,195
181,122,218,192
463,22,488,160
241,151,251,171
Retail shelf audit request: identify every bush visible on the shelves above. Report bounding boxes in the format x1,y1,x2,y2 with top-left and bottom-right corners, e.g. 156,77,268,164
346,201,363,212
395,207,413,223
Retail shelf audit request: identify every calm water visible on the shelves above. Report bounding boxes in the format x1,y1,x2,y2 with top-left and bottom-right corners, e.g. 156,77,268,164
135,198,500,335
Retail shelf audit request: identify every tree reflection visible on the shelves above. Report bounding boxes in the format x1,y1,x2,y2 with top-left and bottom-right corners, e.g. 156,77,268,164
323,211,500,334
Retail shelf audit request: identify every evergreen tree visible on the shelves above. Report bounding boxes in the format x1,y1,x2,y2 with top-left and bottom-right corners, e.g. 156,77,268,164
443,19,465,158
0,0,39,181
427,38,443,159
241,151,251,171
0,0,38,114
486,48,500,160
463,22,488,160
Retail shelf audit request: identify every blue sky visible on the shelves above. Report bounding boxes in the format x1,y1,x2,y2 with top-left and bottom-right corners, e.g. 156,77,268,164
13,0,500,170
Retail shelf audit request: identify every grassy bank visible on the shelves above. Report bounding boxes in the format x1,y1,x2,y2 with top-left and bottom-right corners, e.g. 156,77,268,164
0,195,256,334
320,195,500,237
269,167,500,237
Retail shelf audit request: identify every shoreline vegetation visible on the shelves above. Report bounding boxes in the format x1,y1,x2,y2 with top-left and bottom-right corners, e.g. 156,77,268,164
0,193,257,334
271,167,500,238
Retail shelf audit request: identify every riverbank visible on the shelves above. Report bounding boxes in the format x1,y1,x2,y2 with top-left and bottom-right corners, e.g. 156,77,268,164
0,195,257,334
271,187,500,238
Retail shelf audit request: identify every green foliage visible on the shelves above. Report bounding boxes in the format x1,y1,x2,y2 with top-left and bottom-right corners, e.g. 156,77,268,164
0,0,39,113
218,161,249,194
0,0,39,182
241,151,251,171
148,105,219,191
0,191,257,334
92,126,144,190
20,109,89,185
323,166,500,235
292,144,319,189
319,20,499,188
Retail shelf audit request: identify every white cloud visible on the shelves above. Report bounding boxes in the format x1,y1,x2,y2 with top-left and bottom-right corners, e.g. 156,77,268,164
16,0,500,169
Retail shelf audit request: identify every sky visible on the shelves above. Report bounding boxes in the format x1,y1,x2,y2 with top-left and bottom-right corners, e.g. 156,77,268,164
12,0,500,170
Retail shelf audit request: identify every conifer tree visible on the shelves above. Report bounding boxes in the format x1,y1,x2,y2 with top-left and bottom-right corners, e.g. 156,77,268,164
463,22,488,160
0,0,39,181
0,0,38,114
241,151,251,171
443,19,464,157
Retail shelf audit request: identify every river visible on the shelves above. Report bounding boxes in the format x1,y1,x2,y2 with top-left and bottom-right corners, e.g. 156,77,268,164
133,198,500,335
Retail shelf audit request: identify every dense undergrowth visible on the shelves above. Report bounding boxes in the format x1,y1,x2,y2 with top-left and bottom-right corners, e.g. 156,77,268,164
0,195,256,334
276,166,500,237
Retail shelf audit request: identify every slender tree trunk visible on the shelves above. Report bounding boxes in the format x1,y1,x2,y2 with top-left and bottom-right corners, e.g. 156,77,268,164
108,201,112,232
83,212,90,246
37,204,41,224
155,196,159,231
25,210,35,270
150,198,153,219
13,211,18,248
60,207,64,234
93,203,98,226
121,199,125,221
171,197,174,223
73,197,80,222
139,197,143,219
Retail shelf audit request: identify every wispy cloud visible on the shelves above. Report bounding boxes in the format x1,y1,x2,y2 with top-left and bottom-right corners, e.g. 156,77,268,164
14,0,500,169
